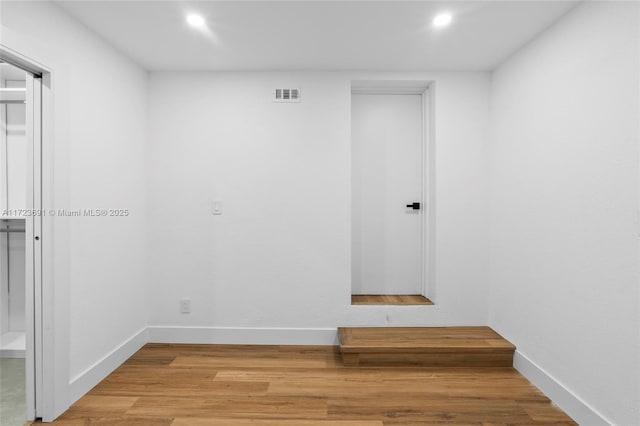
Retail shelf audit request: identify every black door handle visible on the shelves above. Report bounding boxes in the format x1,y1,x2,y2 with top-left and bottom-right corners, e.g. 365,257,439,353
406,202,420,210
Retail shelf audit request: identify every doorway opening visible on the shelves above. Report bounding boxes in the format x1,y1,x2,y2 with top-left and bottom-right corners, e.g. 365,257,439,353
0,55,44,424
350,81,434,306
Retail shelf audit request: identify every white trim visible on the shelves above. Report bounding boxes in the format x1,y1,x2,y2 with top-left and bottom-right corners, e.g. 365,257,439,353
32,74,44,420
425,83,437,303
24,73,37,421
0,45,50,77
420,87,429,299
39,70,61,423
147,326,339,346
68,328,148,405
513,350,611,426
351,80,431,95
351,87,428,95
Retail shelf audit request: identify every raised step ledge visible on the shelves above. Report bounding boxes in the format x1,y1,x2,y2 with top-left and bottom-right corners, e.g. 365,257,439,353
338,326,516,367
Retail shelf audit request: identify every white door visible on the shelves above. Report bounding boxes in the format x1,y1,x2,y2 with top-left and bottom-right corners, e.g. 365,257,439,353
351,93,423,295
25,72,43,421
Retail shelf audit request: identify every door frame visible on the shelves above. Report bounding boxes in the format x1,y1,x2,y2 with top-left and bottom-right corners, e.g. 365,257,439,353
350,81,435,301
1,44,54,422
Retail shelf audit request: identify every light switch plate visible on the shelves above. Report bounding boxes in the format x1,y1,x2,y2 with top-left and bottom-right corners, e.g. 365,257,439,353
180,298,191,314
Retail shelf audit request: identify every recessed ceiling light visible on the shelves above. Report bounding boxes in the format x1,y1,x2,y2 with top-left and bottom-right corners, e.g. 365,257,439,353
433,12,453,28
186,13,206,28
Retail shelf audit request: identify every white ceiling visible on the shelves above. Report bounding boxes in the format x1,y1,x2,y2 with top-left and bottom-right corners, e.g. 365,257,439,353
55,1,579,71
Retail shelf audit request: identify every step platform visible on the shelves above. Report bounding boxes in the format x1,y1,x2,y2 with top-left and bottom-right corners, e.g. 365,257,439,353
338,326,515,367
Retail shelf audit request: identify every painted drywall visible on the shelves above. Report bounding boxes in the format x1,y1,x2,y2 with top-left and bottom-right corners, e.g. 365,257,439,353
489,1,639,424
0,224,24,338
1,80,27,211
7,228,25,332
0,80,27,335
148,71,490,331
1,0,149,418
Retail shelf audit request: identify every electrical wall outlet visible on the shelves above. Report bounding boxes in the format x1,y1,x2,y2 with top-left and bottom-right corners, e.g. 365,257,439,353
180,298,191,314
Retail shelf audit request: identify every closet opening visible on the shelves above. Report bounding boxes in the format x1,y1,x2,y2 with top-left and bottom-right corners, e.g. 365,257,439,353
0,55,44,425
350,81,435,306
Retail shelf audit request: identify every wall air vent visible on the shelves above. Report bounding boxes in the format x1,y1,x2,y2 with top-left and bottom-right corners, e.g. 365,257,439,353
274,88,301,103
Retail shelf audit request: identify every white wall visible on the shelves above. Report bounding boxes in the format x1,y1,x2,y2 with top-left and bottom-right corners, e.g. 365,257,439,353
148,71,490,337
2,80,27,211
489,2,639,425
1,0,149,418
7,2,635,424
1,77,27,335
1,1,491,417
7,228,26,332
0,225,23,336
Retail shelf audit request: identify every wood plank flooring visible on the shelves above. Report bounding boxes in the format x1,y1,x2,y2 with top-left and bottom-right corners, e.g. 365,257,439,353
338,327,515,367
35,344,576,425
351,295,433,305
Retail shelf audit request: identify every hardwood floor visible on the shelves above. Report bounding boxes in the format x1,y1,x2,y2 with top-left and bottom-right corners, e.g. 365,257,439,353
351,295,433,305
37,344,576,425
338,327,516,367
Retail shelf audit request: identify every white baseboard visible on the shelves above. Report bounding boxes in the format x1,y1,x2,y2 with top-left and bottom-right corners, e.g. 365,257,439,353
147,326,339,346
63,328,613,426
513,350,611,426
67,326,336,406
68,327,148,405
